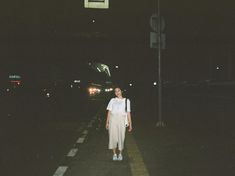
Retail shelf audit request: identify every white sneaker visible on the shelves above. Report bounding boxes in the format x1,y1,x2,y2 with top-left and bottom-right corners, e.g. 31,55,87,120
112,154,118,161
118,154,123,161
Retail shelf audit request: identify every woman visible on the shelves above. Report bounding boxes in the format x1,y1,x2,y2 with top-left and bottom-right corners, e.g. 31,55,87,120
105,87,132,161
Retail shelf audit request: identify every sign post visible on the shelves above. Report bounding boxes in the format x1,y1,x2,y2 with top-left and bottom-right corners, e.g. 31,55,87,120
150,0,166,127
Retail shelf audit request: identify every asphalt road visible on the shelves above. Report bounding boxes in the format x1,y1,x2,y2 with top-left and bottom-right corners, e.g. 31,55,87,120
0,86,234,176
0,92,106,176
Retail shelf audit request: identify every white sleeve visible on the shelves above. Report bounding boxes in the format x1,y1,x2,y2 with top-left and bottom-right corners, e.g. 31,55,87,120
106,98,114,111
127,99,131,112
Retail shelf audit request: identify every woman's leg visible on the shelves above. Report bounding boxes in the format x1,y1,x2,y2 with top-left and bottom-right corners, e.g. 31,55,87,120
113,148,117,154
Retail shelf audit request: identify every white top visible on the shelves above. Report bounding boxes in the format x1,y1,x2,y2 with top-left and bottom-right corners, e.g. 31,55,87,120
107,97,131,115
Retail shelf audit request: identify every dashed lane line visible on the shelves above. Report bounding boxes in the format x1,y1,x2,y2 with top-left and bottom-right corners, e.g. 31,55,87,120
67,148,79,157
126,133,150,176
53,166,68,176
82,130,89,135
76,137,86,144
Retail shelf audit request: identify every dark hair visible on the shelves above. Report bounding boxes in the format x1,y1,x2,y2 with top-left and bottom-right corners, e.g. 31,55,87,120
113,85,127,97
114,85,122,91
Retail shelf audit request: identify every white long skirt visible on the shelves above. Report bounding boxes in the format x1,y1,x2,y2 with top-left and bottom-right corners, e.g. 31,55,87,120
108,113,126,151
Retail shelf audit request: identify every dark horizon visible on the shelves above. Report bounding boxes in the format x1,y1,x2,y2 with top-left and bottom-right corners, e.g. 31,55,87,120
0,0,234,83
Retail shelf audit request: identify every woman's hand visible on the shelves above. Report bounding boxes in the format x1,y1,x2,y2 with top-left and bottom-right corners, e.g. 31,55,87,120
128,125,133,132
105,122,109,130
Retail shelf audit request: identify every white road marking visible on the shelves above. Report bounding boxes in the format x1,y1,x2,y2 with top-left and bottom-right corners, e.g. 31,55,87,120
53,166,68,176
82,130,89,135
126,133,150,176
76,137,85,144
67,148,78,157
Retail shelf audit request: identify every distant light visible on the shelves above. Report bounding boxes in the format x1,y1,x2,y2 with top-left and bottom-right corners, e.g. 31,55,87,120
9,75,21,79
153,82,157,86
216,67,220,70
74,80,81,83
105,88,113,92
115,65,119,69
10,80,21,84
92,19,95,23
88,87,101,95
46,93,50,98
6,88,10,92
129,83,133,87
70,85,74,88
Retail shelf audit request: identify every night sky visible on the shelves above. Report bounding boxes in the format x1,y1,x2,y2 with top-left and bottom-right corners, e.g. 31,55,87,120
0,0,234,84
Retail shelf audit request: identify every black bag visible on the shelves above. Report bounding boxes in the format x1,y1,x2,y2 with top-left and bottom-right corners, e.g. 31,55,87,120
125,98,129,127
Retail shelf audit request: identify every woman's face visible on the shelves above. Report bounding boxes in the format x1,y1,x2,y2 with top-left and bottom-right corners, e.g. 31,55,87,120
114,88,122,98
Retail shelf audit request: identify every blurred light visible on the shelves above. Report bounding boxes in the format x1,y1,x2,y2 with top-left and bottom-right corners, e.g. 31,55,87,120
88,87,101,95
129,83,133,87
216,67,220,70
115,65,119,69
74,80,81,83
9,75,21,79
46,93,50,98
105,88,113,92
92,19,95,23
6,89,10,92
71,85,74,88
153,82,157,86
10,80,21,84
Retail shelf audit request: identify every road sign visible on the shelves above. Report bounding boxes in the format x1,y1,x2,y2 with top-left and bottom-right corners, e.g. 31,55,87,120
150,32,166,49
84,0,109,9
150,14,166,32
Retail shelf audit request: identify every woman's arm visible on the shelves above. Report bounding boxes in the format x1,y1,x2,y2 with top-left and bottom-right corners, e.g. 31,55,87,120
127,112,132,132
106,110,111,130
